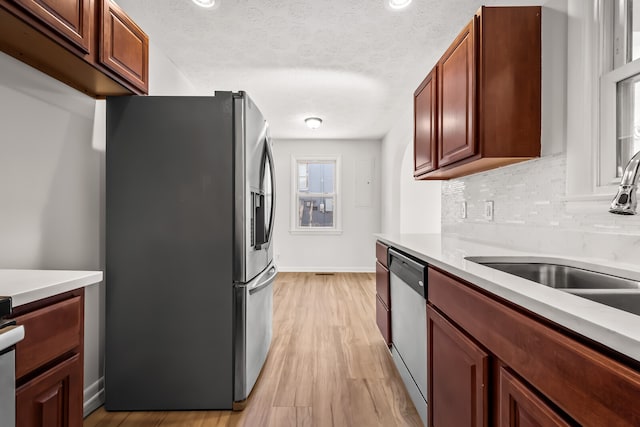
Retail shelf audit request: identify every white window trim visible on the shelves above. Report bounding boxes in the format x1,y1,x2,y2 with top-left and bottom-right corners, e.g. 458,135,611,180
289,155,343,235
565,0,621,210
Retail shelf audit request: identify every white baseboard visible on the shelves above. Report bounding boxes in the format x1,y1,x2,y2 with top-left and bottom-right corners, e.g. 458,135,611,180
83,377,104,418
277,266,375,273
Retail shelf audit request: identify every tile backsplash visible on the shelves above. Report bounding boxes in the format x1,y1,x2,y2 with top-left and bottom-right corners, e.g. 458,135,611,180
442,154,640,265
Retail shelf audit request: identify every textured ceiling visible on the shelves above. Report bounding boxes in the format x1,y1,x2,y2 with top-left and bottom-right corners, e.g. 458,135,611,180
115,0,542,140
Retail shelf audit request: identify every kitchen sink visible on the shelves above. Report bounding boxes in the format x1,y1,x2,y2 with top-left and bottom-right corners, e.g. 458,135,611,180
465,256,640,316
567,290,640,316
469,261,640,290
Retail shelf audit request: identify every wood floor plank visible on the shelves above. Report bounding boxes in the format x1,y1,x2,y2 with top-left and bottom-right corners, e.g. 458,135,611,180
84,272,422,427
268,407,297,427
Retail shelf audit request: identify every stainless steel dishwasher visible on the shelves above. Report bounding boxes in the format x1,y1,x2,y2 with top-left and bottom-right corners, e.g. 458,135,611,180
389,249,427,426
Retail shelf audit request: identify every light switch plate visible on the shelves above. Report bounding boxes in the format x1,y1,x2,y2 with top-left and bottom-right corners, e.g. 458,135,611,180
484,201,494,221
460,201,467,219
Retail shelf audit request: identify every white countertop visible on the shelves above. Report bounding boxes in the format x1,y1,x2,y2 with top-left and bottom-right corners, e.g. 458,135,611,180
0,269,103,307
376,233,640,363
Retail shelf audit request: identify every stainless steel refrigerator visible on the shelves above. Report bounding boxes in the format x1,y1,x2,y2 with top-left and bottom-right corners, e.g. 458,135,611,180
105,92,277,410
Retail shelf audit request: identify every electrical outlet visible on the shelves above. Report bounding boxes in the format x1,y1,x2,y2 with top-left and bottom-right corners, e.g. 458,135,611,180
484,201,494,221
460,201,467,219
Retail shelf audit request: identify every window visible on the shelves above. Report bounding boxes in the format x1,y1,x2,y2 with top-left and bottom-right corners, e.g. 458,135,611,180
290,156,341,233
601,0,640,185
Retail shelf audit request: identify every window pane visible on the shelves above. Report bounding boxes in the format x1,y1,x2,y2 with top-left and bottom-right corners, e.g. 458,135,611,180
616,75,640,176
633,0,640,61
297,196,334,227
614,0,640,65
297,161,335,193
298,164,308,191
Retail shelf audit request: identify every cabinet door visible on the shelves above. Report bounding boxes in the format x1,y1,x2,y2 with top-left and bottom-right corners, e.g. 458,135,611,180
16,354,83,427
428,306,488,427
414,67,438,176
376,295,391,346
12,0,92,53
376,261,390,308
498,367,571,427
438,18,476,168
99,0,149,93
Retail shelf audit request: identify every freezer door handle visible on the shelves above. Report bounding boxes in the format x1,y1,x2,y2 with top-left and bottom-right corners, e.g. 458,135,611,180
249,265,278,295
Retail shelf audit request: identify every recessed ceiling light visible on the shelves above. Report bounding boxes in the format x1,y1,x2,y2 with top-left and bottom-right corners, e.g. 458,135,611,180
305,117,322,129
388,0,412,10
192,0,216,8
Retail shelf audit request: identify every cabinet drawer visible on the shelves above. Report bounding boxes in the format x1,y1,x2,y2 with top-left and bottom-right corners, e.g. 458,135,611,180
375,241,388,267
376,261,390,308
14,296,82,379
376,295,391,346
16,353,83,427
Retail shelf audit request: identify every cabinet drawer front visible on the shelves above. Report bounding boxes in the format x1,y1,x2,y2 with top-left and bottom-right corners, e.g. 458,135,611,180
16,353,83,427
375,295,391,346
14,296,82,379
375,241,388,267
428,267,640,426
12,0,92,53
376,261,390,308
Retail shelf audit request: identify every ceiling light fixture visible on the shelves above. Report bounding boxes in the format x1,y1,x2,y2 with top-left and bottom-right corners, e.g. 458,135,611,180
305,117,323,129
192,0,216,8
388,0,412,10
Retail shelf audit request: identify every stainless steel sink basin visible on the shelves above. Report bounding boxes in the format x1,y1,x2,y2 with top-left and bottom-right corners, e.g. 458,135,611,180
568,291,640,316
465,256,640,290
475,262,640,290
465,256,640,316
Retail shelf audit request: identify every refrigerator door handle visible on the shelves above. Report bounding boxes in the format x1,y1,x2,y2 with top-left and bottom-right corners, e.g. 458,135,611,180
249,265,278,295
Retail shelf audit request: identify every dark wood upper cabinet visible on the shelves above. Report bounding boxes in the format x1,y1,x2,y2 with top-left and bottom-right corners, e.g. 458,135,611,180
414,67,438,177
438,18,476,169
415,6,541,180
12,0,92,53
0,0,148,96
100,0,149,94
428,306,489,427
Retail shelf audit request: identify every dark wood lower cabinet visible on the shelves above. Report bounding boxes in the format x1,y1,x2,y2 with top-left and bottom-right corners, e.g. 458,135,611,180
16,354,83,427
375,295,391,346
427,306,489,427
498,367,571,427
11,289,85,427
427,266,640,426
375,241,391,346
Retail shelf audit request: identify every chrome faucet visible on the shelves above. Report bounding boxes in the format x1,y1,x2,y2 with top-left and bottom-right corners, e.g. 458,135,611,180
610,150,640,215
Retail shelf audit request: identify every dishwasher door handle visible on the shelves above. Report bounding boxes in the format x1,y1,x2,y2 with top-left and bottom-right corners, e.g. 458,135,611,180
0,325,25,352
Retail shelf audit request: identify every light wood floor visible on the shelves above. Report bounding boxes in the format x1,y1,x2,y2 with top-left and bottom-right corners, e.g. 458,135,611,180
84,272,422,427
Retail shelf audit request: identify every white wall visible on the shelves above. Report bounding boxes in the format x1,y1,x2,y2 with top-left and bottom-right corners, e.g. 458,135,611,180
380,100,442,235
400,144,441,233
0,40,197,416
272,139,381,272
